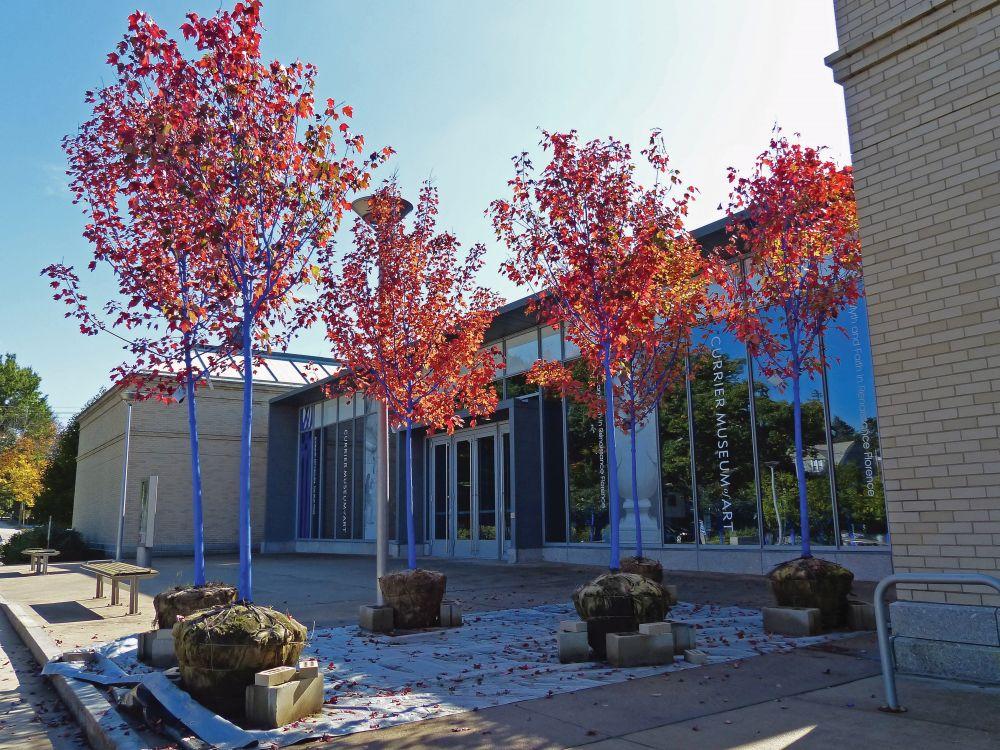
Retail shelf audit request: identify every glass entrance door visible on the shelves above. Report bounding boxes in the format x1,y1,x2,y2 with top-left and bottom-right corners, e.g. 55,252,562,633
427,424,510,559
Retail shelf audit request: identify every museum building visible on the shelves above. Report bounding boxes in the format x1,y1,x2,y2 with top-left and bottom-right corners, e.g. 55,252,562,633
262,218,892,581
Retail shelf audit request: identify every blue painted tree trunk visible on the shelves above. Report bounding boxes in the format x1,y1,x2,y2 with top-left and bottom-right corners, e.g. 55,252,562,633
404,422,417,569
601,353,622,570
237,318,254,600
791,367,812,558
629,421,643,558
182,344,206,587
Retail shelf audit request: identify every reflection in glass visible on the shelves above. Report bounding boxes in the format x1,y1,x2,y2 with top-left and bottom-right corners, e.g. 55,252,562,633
321,425,338,539
566,360,608,542
353,417,365,538
506,373,538,399
616,417,661,548
543,393,568,543
824,290,888,545
363,413,377,540
433,443,448,540
502,432,512,544
505,330,539,375
753,354,835,546
540,325,561,361
456,440,472,540
690,329,759,544
477,435,497,541
336,419,354,539
657,376,695,543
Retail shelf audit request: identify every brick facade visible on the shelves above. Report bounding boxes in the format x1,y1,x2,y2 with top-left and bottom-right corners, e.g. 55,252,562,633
827,0,1000,606
73,381,295,556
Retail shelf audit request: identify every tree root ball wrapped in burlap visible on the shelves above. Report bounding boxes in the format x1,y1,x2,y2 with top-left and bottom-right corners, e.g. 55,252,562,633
152,583,238,629
768,556,854,629
379,569,446,629
573,572,671,657
173,603,307,719
619,556,664,583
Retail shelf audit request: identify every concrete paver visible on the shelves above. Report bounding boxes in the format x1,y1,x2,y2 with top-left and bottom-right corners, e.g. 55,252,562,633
0,604,88,750
617,686,999,749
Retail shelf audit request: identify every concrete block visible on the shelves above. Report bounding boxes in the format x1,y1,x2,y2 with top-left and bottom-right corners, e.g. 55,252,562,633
664,584,678,605
647,633,675,663
137,629,176,668
560,619,588,633
606,632,674,667
638,621,671,636
245,675,324,728
670,622,695,654
889,601,1000,646
847,602,876,631
684,648,709,665
358,604,394,633
893,636,1000,685
440,601,463,628
61,650,94,663
254,665,296,687
606,632,644,667
762,606,822,636
558,630,592,663
296,659,319,680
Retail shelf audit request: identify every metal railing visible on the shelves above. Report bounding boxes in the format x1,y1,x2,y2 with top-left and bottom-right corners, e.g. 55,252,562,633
874,572,1000,712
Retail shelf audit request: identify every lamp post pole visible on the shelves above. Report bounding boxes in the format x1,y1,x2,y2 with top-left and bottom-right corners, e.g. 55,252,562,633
765,461,782,545
115,391,135,561
351,195,413,605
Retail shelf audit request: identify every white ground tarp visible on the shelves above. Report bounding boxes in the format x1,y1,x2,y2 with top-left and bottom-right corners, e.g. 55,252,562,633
46,602,846,748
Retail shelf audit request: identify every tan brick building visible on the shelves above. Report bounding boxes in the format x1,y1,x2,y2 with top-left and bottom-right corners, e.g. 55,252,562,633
73,354,334,557
827,0,1000,681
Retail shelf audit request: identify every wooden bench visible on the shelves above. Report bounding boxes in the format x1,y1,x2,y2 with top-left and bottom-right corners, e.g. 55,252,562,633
21,548,60,574
81,560,158,615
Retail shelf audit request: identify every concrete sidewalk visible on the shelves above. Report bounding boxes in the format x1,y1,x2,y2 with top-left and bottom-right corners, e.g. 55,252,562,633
317,637,999,749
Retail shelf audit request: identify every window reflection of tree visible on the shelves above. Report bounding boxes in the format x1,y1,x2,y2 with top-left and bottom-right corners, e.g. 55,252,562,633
657,377,694,544
688,350,758,544
835,417,887,544
754,379,835,545
505,373,539,399
565,359,608,543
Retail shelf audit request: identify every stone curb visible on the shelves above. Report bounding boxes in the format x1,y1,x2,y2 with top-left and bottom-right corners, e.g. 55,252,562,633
0,593,148,750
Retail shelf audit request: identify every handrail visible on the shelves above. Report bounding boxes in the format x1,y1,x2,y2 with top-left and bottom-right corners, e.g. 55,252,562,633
874,572,1000,712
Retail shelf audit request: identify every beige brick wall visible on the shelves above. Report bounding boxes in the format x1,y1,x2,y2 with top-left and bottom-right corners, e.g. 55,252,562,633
72,380,296,557
827,0,1000,605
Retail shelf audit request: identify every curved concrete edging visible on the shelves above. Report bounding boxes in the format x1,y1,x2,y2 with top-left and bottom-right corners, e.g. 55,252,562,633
0,593,148,750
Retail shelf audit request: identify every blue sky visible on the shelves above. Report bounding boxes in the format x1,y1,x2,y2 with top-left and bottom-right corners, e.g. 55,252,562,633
0,0,849,419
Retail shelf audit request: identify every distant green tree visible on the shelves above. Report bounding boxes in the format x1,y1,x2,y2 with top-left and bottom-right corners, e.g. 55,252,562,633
32,394,99,525
0,354,54,451
0,355,56,519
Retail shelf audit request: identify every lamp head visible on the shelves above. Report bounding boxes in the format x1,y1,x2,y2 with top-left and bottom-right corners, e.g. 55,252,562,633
350,195,413,226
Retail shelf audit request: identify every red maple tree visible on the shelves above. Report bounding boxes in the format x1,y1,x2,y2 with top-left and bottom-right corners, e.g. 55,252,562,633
491,130,699,568
53,1,390,600
43,249,225,585
527,231,721,558
322,180,503,569
724,133,861,558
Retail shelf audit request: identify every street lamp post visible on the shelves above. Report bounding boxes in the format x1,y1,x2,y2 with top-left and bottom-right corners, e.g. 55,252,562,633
764,460,782,545
351,195,413,605
115,390,135,561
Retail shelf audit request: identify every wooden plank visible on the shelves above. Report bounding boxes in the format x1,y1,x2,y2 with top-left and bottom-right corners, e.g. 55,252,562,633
81,561,157,579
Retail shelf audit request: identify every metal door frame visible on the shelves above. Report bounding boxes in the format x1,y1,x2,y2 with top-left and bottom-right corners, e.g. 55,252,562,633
426,423,509,559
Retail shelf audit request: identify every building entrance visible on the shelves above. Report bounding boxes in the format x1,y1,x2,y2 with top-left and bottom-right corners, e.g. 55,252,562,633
427,423,512,559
